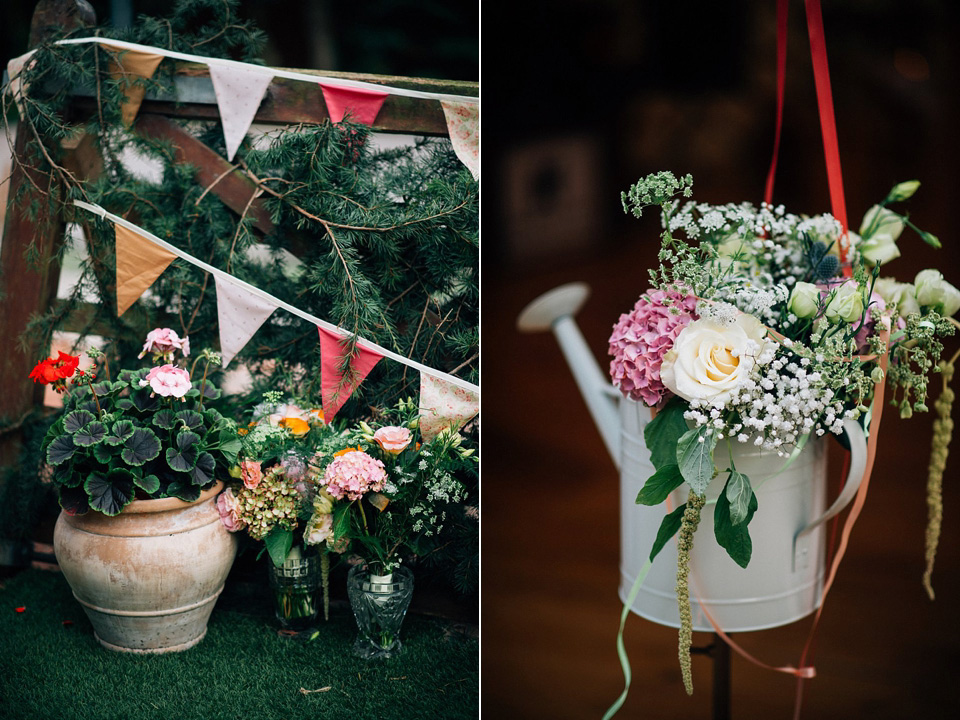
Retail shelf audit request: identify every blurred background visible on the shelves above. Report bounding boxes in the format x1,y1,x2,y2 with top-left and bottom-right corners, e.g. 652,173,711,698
484,0,960,718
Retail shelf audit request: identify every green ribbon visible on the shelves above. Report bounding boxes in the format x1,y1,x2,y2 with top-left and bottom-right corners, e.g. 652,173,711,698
602,558,653,720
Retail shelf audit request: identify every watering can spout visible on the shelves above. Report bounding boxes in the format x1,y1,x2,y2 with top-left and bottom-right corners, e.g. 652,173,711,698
517,283,621,467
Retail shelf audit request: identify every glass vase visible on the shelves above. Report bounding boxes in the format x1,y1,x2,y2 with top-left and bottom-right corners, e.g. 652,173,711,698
268,548,319,632
347,565,414,659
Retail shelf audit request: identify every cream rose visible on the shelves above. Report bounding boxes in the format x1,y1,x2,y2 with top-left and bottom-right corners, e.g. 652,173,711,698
660,313,768,404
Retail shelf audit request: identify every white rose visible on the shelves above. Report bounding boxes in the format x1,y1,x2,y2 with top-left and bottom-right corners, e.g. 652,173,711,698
824,281,865,324
874,277,921,317
660,313,768,405
915,269,960,317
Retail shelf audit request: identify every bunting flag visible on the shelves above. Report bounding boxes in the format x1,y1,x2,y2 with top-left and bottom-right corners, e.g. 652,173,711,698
113,223,176,316
441,101,479,180
101,42,164,127
319,83,388,125
418,372,479,442
4,51,35,117
214,275,279,366
317,326,383,422
209,64,274,161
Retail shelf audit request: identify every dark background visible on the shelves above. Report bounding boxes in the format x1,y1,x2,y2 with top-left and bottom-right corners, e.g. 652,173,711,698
484,1,960,718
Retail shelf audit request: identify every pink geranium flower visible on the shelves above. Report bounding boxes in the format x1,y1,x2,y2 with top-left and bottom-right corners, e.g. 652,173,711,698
140,364,192,399
608,288,699,407
139,328,190,360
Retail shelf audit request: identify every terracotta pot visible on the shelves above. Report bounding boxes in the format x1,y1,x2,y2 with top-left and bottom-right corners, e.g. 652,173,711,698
53,481,237,653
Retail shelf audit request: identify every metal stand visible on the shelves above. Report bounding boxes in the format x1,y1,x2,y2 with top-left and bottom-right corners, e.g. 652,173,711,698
691,633,731,720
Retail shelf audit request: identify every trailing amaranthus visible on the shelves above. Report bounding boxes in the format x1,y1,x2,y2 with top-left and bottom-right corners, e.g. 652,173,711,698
676,491,706,695
923,361,955,600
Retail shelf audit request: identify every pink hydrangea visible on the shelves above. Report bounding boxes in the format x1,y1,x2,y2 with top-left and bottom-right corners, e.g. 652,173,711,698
140,364,192,399
322,450,386,501
608,288,699,406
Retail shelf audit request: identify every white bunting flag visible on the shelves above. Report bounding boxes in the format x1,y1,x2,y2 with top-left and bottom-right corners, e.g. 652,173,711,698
440,101,479,180
214,275,279,366
419,372,479,442
209,64,274,161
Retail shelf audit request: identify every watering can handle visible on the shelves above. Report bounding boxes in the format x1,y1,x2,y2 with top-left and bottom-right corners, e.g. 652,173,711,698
793,418,868,571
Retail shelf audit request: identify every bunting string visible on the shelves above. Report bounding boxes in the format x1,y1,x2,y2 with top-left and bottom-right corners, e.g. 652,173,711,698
72,199,479,396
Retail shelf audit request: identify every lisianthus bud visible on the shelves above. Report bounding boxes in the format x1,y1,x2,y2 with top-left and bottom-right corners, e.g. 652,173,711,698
788,282,821,319
824,282,865,324
915,269,960,317
885,180,920,203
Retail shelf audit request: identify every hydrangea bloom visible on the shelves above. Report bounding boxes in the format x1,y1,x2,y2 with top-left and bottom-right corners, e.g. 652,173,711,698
322,450,387,501
608,289,698,406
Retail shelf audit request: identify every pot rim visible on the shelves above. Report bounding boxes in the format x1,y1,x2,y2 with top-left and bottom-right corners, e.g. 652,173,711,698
121,480,224,515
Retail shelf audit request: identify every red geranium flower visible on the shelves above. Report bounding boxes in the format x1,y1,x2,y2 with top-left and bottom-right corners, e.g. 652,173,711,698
28,352,82,390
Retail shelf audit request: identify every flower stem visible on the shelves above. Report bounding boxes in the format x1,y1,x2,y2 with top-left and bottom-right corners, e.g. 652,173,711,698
86,377,103,419
676,491,706,696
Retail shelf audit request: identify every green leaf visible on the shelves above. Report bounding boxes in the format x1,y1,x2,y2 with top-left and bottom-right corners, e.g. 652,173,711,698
189,452,216,486
677,426,718,495
724,470,754,526
152,410,177,430
166,481,201,502
218,433,242,465
264,527,294,567
644,397,689,470
635,464,684,506
58,486,89,515
131,389,159,413
174,410,204,430
92,442,114,465
54,462,82,488
105,419,135,446
73,421,107,447
121,428,162,466
649,504,686,562
166,430,201,472
64,410,96,434
84,469,135,516
46,435,76,466
714,480,759,568
135,474,161,495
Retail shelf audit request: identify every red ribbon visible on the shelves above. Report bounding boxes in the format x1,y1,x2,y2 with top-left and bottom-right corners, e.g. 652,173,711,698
763,0,790,208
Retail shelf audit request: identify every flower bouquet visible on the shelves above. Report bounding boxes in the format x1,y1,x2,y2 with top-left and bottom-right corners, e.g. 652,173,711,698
35,328,241,514
609,172,958,693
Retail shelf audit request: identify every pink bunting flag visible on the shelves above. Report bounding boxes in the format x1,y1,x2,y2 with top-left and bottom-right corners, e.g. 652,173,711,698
317,326,383,421
214,275,279,366
209,64,274,161
418,372,479,442
319,83,388,125
440,101,479,180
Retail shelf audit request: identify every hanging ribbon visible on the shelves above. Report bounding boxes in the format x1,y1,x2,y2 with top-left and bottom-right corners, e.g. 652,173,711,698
763,0,789,207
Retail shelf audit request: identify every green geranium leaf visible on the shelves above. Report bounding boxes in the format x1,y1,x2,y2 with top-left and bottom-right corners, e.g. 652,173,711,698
724,469,754,526
218,433,242,465
152,410,177,430
166,481,201,502
189,452,216,486
714,480,759,568
73,421,107,447
53,462,83,488
677,426,717,496
64,410,96,434
166,430,201,472
121,428,162,466
47,435,76,466
644,397,689,470
635,464,685,506
264,528,294,567
135,474,161,495
131,389,159,413
649,504,686,562
58,486,89,515
91,380,118,396
105,419,135,446
115,399,135,412
174,410,204,431
84,469,135,516
92,442,115,465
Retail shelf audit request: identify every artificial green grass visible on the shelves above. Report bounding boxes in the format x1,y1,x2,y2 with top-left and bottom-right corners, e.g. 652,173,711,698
0,569,477,720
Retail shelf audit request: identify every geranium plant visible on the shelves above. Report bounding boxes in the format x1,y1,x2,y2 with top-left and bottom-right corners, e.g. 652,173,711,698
34,329,242,516
611,172,958,692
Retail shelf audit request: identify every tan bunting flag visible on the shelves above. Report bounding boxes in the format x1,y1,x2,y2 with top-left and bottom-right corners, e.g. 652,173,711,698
440,101,479,180
418,372,479,442
100,42,164,127
317,326,383,422
209,64,274,161
214,275,279,366
114,223,176,316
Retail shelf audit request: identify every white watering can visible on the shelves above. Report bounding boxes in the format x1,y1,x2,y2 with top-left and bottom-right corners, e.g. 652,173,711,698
518,282,867,632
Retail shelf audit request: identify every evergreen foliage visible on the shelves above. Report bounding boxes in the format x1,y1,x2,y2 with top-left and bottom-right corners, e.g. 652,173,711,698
2,0,477,598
